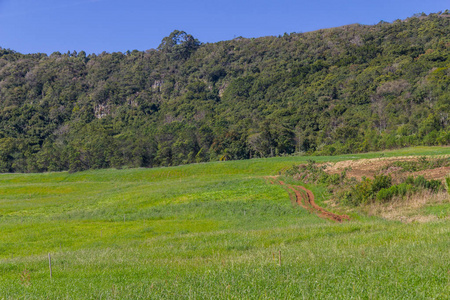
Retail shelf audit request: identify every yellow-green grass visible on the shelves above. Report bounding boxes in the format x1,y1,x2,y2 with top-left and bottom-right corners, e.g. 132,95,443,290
0,146,449,299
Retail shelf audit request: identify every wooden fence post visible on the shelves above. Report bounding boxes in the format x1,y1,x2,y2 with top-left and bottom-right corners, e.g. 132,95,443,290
48,253,52,279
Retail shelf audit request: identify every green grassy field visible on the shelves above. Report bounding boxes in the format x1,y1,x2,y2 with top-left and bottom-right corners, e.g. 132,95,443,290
1,147,449,299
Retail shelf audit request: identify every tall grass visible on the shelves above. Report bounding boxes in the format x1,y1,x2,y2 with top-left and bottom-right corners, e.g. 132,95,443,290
0,146,449,298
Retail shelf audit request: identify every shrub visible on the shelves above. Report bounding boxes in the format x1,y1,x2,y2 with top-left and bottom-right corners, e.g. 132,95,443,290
371,174,392,193
427,179,442,191
387,185,398,196
347,178,373,205
396,182,414,196
405,175,415,185
376,188,392,202
413,175,442,191
414,175,427,188
326,173,341,185
376,183,414,202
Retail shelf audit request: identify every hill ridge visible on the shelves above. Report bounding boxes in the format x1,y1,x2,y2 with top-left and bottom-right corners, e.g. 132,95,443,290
0,12,450,173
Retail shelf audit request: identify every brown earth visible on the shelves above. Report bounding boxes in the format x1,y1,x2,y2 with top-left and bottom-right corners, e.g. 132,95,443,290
413,166,450,181
323,156,450,182
276,180,350,223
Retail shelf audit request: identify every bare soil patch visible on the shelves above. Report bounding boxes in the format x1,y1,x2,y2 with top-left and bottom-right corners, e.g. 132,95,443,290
323,155,450,182
412,166,450,181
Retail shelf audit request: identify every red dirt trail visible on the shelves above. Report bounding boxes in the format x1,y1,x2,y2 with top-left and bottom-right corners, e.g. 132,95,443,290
277,180,350,223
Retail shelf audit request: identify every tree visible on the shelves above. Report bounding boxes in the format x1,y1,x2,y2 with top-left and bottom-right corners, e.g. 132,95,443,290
157,30,201,60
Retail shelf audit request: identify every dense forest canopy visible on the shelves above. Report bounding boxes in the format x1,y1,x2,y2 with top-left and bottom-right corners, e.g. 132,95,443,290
1,13,450,173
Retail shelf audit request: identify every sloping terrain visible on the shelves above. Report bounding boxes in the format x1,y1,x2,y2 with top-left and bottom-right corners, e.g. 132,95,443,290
288,153,450,223
276,180,350,222
1,14,450,173
0,147,449,298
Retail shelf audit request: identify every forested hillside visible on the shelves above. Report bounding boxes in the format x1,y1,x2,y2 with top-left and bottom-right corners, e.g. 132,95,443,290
1,12,450,173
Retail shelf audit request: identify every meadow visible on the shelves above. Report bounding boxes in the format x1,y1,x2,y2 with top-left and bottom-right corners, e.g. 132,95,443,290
1,147,449,299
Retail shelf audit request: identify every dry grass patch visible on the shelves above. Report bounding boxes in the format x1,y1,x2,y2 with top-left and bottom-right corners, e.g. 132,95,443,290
323,155,450,181
365,190,450,223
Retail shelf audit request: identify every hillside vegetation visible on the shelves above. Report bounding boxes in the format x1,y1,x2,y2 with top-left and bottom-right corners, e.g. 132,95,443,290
1,13,450,172
0,147,449,298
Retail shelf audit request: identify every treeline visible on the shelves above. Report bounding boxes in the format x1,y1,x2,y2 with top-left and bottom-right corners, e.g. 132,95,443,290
1,13,450,173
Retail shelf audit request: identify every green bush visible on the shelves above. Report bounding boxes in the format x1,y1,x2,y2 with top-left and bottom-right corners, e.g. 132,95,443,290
414,175,442,191
414,175,428,188
376,183,415,202
347,178,373,205
405,176,415,185
376,188,391,202
396,183,414,196
427,179,442,191
326,173,341,185
388,185,398,196
371,174,392,193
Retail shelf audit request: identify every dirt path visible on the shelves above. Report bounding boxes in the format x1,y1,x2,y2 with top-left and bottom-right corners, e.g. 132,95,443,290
276,180,350,223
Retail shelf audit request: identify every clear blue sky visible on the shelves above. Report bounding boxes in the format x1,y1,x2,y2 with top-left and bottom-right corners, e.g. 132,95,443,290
0,0,448,54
